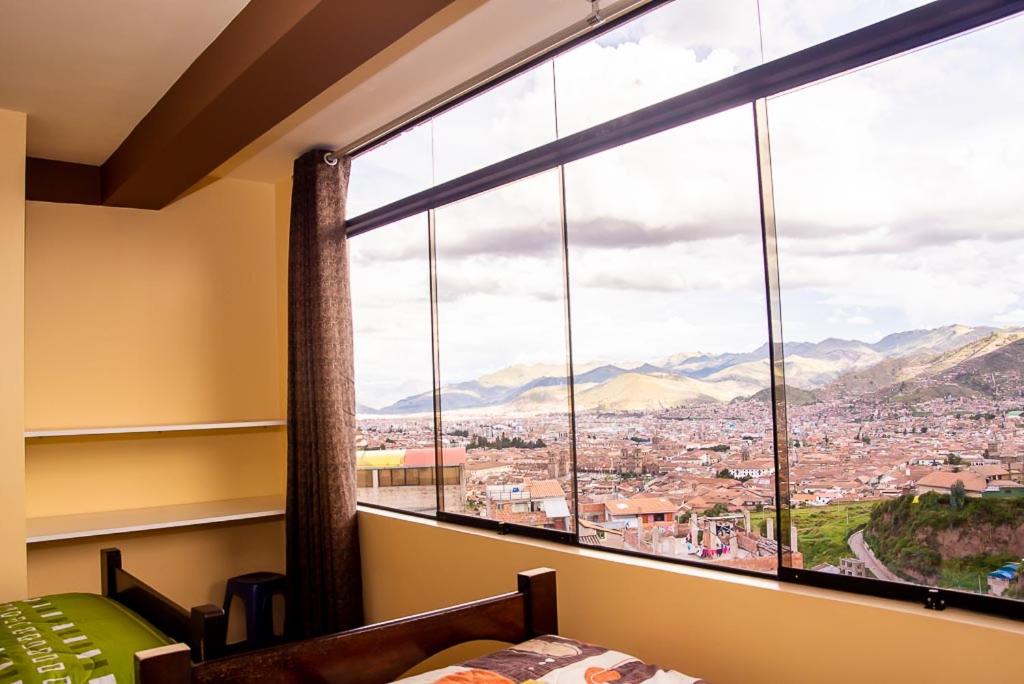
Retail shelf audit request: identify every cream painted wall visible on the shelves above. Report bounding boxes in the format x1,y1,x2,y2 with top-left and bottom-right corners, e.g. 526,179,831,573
0,108,27,601
360,508,1024,684
25,430,284,517
25,179,282,429
24,177,288,619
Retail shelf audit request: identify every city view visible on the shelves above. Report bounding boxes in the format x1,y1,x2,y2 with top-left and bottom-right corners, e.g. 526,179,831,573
355,323,1024,595
348,3,1024,601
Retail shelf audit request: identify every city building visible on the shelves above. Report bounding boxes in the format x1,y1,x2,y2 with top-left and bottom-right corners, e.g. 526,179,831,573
356,448,466,513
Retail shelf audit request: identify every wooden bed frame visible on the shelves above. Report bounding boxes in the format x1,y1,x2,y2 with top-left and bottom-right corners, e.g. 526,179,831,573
181,567,558,684
99,548,227,681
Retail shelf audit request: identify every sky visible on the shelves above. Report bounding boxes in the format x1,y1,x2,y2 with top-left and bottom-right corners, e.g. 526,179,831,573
347,0,1024,409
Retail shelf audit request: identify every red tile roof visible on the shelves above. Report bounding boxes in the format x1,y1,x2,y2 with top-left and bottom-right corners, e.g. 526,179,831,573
404,447,467,467
604,497,678,516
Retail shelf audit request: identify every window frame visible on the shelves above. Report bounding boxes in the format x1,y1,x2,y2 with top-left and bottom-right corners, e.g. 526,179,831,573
349,0,1024,622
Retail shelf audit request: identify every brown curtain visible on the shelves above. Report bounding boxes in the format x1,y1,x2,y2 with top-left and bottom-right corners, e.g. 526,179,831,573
286,148,364,639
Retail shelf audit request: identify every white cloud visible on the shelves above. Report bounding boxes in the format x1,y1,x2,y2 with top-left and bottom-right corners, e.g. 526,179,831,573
346,2,1024,403
995,309,1024,327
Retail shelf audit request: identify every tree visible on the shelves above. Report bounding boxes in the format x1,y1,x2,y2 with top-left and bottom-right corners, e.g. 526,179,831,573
703,503,730,518
950,480,967,510
715,468,734,480
947,454,963,466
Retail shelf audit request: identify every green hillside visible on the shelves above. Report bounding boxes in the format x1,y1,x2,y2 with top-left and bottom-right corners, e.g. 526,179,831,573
864,493,1024,587
752,501,875,569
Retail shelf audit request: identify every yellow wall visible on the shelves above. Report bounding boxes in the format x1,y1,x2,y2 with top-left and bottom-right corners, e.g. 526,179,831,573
360,507,1024,684
23,177,288,619
25,430,284,517
25,180,281,429
0,109,27,601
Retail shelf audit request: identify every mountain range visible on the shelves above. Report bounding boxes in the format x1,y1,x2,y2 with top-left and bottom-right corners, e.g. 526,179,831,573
359,324,1022,415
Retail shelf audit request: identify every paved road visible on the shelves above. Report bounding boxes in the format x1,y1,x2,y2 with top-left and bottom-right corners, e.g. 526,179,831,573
848,530,906,583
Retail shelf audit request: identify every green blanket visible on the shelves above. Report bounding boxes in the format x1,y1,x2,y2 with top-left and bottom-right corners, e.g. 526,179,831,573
0,593,171,683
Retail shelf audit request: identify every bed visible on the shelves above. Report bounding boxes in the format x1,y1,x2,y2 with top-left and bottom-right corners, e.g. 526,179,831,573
0,548,226,684
187,568,706,684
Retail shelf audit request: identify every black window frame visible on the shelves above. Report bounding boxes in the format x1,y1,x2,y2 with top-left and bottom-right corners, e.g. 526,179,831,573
349,0,1024,622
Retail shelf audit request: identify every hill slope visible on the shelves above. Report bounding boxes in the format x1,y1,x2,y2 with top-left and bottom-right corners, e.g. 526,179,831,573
864,493,1024,586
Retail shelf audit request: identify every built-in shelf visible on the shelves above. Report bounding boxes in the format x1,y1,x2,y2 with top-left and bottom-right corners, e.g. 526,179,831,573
26,495,285,544
25,420,286,439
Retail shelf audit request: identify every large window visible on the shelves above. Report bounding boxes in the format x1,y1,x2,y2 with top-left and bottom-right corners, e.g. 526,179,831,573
565,107,772,569
433,171,575,530
346,0,1024,617
770,12,1024,598
349,214,443,515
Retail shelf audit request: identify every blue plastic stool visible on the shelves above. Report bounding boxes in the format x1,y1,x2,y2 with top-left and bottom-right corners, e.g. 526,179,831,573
223,571,286,649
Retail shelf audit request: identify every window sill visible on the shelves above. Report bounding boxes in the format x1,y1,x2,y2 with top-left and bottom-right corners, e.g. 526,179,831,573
357,505,1024,634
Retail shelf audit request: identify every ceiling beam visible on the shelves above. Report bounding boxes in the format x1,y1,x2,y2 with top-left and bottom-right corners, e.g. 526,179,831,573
59,0,457,210
25,158,102,205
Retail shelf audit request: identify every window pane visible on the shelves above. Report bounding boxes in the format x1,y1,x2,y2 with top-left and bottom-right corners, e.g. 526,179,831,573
565,106,774,571
758,0,932,62
433,171,574,531
432,63,556,184
771,15,1024,598
554,0,761,136
347,122,433,217
351,213,444,514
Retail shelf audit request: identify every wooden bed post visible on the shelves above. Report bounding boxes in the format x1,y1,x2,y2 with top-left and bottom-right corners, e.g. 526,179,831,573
517,567,557,637
135,643,192,684
100,547,122,597
191,604,228,660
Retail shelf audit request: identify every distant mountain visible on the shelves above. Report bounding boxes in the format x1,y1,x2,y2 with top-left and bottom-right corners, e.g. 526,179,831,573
820,354,933,399
822,329,1024,401
871,324,996,357
882,334,1024,403
661,346,767,379
362,325,1017,415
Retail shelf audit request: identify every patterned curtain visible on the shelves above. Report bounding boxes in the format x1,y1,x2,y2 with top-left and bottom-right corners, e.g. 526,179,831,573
285,148,363,638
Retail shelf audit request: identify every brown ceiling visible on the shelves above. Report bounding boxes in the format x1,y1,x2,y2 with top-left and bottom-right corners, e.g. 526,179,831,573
25,0,457,210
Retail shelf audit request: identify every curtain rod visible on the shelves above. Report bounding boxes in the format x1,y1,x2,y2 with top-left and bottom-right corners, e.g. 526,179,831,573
328,0,663,161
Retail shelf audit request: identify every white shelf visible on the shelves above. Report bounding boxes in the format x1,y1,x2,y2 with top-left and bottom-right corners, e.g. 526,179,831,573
25,420,286,439
26,495,286,544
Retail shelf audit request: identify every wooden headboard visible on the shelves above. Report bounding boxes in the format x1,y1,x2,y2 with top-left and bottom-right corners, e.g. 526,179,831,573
192,567,559,683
